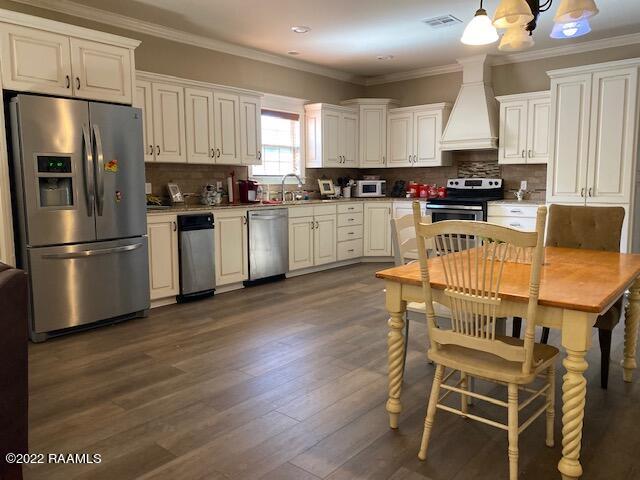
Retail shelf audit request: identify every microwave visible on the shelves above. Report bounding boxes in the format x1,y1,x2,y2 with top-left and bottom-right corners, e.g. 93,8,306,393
354,180,386,197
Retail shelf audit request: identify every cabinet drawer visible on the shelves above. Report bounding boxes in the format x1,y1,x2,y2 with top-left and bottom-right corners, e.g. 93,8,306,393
337,212,363,227
488,216,537,231
337,224,363,242
337,203,363,214
288,206,315,218
337,238,363,260
313,204,337,216
487,204,539,218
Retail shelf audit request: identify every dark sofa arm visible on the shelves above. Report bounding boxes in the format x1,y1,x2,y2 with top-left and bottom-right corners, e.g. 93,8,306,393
0,264,28,480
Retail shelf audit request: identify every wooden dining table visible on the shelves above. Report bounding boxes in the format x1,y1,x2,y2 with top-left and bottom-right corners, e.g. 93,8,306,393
376,246,640,480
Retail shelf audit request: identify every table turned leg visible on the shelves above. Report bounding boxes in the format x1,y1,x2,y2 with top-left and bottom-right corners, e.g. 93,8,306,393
385,281,406,429
558,310,594,480
559,348,588,480
622,277,640,383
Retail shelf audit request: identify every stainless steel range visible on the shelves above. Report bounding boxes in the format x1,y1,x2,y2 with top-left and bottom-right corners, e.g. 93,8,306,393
426,178,503,223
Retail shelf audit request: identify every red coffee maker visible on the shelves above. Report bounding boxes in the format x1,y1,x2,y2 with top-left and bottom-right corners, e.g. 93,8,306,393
238,180,259,203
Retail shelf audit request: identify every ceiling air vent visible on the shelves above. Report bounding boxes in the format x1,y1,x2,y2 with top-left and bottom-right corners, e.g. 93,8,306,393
422,15,462,29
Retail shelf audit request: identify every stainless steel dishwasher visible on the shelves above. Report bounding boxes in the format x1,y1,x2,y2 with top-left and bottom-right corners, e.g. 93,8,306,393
177,213,215,302
248,208,288,283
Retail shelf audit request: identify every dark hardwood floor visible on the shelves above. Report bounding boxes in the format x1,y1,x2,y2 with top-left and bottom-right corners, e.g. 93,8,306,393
25,263,640,480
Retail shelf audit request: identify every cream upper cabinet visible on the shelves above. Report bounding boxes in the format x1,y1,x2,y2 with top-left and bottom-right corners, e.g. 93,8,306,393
184,87,216,164
289,216,314,271
0,19,137,103
364,202,392,257
151,82,187,163
548,63,638,205
341,99,398,168
215,209,248,285
314,214,337,266
340,112,359,168
497,92,550,165
387,103,452,168
387,111,413,167
134,80,154,162
214,91,241,165
240,96,262,165
586,68,638,204
147,214,179,300
305,104,358,168
69,38,132,104
0,25,72,96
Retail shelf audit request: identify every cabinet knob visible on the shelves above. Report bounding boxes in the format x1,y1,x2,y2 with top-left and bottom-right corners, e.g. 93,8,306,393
588,187,593,197
65,75,70,89
580,188,585,197
172,221,177,231
149,145,154,155
311,221,315,230
258,151,262,160
156,145,160,155
75,77,81,90
521,150,525,158
211,148,215,158
216,148,221,158
528,149,533,158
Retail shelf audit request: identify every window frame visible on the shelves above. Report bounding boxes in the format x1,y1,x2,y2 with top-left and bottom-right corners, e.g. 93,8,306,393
251,94,307,185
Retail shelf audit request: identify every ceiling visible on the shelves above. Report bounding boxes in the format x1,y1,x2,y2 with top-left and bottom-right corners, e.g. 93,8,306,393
47,0,640,78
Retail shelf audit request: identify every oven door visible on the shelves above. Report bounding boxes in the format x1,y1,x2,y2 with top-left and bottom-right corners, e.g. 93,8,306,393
426,205,484,252
427,205,485,223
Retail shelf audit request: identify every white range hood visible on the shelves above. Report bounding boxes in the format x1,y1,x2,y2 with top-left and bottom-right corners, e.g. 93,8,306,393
441,54,498,151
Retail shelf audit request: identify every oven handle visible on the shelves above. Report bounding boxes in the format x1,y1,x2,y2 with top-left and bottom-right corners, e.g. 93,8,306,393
425,204,483,211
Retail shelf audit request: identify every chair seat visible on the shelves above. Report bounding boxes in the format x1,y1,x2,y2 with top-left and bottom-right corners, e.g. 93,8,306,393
428,335,559,384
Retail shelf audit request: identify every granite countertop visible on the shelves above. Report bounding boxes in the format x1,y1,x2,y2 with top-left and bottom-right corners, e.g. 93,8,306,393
146,196,417,214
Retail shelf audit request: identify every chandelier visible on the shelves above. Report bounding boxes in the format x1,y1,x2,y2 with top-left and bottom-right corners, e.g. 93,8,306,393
460,0,599,51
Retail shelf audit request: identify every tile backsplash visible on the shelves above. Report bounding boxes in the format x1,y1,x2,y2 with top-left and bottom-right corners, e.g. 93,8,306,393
145,150,546,203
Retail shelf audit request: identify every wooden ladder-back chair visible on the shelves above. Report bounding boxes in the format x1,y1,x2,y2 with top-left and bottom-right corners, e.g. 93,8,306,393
412,202,558,480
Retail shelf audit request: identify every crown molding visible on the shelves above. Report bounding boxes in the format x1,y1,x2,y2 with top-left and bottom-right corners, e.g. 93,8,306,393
364,63,461,86
365,31,640,86
11,0,366,85
492,31,640,66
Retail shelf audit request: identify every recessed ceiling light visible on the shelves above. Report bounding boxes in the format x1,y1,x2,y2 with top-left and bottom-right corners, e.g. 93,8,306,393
291,26,311,33
287,50,300,55
376,55,394,60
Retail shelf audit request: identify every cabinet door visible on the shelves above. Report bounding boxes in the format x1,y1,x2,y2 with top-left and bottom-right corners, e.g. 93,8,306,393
215,210,248,285
0,24,72,96
586,68,637,204
314,214,337,266
240,96,262,165
214,92,241,165
69,38,132,104
185,88,215,164
340,112,359,168
289,216,314,271
322,110,341,167
152,82,187,163
547,75,591,203
414,111,439,166
364,203,392,256
498,100,528,164
360,105,387,167
134,80,155,162
147,215,179,300
526,98,550,164
387,111,413,167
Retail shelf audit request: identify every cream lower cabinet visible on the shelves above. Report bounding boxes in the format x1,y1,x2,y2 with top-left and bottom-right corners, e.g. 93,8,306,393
215,209,249,286
0,21,136,103
364,202,392,256
147,214,179,300
289,205,337,271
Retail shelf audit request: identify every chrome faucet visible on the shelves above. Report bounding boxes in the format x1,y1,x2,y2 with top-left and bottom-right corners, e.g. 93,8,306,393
281,173,303,203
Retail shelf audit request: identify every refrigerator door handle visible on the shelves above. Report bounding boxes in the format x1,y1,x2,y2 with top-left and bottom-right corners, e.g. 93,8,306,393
81,125,95,217
41,243,143,259
92,124,105,216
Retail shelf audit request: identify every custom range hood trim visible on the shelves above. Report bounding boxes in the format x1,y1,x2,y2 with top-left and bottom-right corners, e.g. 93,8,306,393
440,54,499,151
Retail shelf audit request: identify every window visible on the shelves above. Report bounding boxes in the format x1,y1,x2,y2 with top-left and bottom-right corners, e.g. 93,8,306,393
251,109,302,181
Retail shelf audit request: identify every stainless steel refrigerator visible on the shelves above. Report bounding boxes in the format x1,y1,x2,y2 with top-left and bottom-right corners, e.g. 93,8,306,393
9,94,150,342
